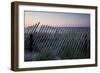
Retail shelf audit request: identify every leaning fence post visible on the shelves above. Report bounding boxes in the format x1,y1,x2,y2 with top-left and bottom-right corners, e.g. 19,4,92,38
29,34,33,52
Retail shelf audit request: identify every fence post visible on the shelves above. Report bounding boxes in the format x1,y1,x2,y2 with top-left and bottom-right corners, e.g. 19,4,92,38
29,34,33,52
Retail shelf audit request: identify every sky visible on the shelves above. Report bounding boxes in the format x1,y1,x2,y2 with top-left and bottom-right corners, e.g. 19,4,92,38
24,11,90,28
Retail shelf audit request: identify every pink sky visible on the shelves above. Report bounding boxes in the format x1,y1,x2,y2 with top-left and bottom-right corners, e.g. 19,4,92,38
25,11,90,28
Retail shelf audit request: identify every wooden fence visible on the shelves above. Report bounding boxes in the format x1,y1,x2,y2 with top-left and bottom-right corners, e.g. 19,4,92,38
24,23,90,61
